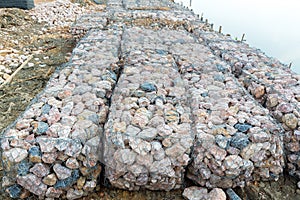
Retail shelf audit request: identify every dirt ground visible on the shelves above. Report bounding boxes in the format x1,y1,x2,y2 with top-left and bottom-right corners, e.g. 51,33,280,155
1,1,300,199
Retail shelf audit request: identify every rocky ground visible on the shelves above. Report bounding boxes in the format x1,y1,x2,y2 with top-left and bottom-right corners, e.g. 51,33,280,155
0,0,300,199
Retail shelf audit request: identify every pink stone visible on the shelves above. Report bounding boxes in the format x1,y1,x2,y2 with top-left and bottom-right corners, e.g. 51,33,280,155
209,145,227,161
15,119,33,130
30,163,50,178
53,163,72,180
208,188,226,200
47,107,61,125
42,152,58,164
66,157,80,169
17,174,47,196
46,187,63,198
277,103,294,113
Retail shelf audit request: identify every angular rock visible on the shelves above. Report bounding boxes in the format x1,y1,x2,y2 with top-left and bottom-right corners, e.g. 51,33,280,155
53,164,72,180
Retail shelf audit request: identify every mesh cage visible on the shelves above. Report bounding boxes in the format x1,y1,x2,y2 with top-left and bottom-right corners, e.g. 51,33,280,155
1,0,299,199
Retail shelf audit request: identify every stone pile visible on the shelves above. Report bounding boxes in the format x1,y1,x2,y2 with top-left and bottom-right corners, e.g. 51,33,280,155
194,30,300,180
170,32,285,188
103,27,194,191
1,0,299,198
182,186,226,200
1,28,121,199
29,0,105,28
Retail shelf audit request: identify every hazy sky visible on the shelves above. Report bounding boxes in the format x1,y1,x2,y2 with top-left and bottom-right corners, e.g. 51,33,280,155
175,0,300,74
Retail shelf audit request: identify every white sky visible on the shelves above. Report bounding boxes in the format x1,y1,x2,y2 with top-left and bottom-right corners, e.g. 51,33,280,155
175,0,300,73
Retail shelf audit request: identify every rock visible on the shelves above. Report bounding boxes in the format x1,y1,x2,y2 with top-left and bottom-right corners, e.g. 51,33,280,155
6,185,22,199
253,85,265,99
46,187,63,198
230,133,250,150
129,138,151,156
36,136,56,152
17,161,31,176
165,110,180,124
132,108,152,128
266,94,279,108
3,148,28,163
17,174,47,196
43,173,58,186
197,133,215,148
226,188,242,200
249,131,270,143
83,180,97,191
66,189,84,200
113,121,127,133
16,119,32,130
165,143,186,158
208,145,227,161
138,128,157,140
215,135,229,149
126,125,141,136
19,189,31,199
36,122,49,134
77,177,86,190
234,123,252,133
48,107,61,125
53,164,72,180
41,104,51,115
28,146,42,163
42,152,58,164
223,155,243,170
30,163,50,178
208,188,226,200
140,82,156,92
277,102,294,113
282,113,298,129
138,97,150,107
182,186,208,200
66,158,80,169
115,149,137,165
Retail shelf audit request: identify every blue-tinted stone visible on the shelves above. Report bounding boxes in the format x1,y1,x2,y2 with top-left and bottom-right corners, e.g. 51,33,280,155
7,185,22,199
230,133,250,150
174,39,185,44
214,74,225,82
140,83,156,92
108,71,117,81
226,188,242,200
28,146,41,157
201,92,209,97
37,122,49,134
234,123,252,133
216,64,226,72
41,104,51,115
17,162,31,176
215,135,229,149
54,170,79,189
102,71,117,82
155,49,167,55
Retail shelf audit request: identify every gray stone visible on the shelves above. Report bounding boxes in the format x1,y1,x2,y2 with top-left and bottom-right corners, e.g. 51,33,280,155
138,128,157,140
3,148,28,163
182,186,208,200
17,174,47,196
140,82,156,92
53,164,72,180
30,163,50,178
208,188,226,200
66,189,84,200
